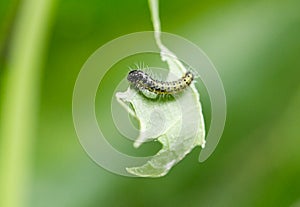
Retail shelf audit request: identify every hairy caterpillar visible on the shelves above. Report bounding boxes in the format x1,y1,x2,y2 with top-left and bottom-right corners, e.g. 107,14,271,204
127,70,194,97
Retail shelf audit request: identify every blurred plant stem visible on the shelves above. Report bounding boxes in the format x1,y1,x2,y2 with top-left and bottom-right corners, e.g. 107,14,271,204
0,1,57,207
0,0,20,56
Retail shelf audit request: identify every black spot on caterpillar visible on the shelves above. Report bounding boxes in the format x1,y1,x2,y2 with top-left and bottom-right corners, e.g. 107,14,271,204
127,70,194,96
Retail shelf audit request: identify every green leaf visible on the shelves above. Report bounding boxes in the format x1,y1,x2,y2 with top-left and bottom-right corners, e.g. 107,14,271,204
115,0,205,177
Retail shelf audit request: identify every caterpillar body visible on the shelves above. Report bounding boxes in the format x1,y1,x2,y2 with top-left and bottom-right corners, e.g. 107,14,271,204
127,70,194,97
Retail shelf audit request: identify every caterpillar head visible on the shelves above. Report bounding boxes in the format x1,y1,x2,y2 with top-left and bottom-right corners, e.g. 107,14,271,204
127,70,146,84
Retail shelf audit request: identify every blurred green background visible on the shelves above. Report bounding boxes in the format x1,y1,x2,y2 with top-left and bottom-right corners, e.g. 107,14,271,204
1,0,300,206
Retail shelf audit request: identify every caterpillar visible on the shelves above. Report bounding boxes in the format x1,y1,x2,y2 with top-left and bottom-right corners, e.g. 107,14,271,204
127,70,194,97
